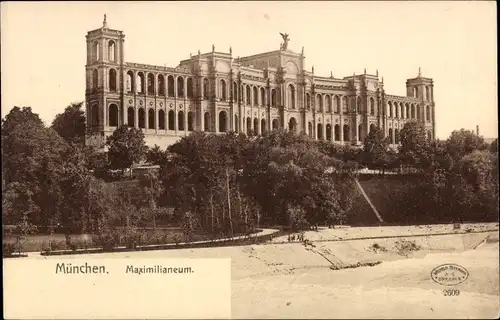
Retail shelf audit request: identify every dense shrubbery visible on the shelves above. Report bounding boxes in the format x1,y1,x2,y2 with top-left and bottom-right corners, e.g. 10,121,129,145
159,130,357,237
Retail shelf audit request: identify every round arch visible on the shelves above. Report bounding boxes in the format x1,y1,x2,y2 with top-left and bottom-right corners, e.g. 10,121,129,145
219,110,228,133
288,117,297,133
108,104,119,127
127,107,135,127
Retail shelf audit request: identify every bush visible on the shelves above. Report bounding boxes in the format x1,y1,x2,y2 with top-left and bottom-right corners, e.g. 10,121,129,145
394,239,421,256
92,229,121,250
3,242,17,256
368,242,388,253
123,228,144,249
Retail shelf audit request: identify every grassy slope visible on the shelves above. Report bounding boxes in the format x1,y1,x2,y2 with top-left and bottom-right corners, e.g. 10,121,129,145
346,175,426,226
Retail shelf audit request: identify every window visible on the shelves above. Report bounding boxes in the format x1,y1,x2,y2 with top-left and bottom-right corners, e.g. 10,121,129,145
158,75,165,96
288,85,295,109
158,110,165,129
127,107,134,127
203,78,209,99
126,71,133,93
108,104,119,127
342,97,348,114
148,109,155,129
108,40,116,62
93,41,100,61
137,73,145,94
147,73,155,95
188,112,194,131
219,111,228,132
246,86,251,105
92,69,98,89
220,79,227,101
334,96,340,113
253,87,258,106
168,76,175,97
177,77,184,97
186,78,193,98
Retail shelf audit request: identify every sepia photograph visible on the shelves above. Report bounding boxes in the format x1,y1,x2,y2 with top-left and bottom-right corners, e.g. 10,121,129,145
2,1,499,319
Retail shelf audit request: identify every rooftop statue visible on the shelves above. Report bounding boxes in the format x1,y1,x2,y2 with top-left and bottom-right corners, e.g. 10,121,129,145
279,32,290,51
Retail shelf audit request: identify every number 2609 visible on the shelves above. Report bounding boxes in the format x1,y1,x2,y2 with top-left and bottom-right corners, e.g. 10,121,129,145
443,289,460,296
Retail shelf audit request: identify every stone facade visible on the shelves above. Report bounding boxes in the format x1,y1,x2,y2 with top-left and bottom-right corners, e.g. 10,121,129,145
85,18,436,150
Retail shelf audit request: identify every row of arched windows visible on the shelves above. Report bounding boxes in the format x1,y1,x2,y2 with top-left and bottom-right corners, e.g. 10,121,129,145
412,85,432,101
125,72,194,97
92,104,283,134
307,123,356,142
92,40,116,62
240,84,277,107
93,103,433,142
303,93,378,115
387,102,432,122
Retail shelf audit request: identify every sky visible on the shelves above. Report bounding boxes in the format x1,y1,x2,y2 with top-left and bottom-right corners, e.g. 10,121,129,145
1,1,497,139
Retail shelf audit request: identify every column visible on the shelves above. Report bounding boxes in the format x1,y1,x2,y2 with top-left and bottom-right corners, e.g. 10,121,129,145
134,106,138,129
184,107,188,136
322,112,326,140
155,108,159,132
102,99,107,128
174,105,178,134
174,76,178,99
340,116,344,143
201,108,205,132
122,102,127,127
215,108,219,133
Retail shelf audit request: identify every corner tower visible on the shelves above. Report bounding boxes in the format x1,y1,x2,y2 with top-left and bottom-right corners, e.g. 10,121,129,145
406,68,435,139
85,15,126,148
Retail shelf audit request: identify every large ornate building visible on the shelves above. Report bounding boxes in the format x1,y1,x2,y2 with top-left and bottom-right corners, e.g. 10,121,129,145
85,17,436,149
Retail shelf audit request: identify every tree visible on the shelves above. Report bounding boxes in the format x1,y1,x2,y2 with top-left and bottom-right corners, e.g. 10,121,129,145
137,172,165,228
2,107,69,229
445,129,487,161
363,126,390,172
106,125,148,173
1,106,44,138
146,145,169,165
57,144,96,233
458,151,498,216
399,121,432,170
51,102,86,145
489,138,498,153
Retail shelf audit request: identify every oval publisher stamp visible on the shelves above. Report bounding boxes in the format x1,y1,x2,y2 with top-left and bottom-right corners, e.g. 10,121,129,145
431,263,469,286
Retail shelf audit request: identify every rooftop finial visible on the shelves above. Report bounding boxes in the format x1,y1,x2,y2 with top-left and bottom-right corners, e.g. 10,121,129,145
212,44,215,52
418,66,421,77
103,14,107,28
330,71,333,78
312,65,314,74
301,46,304,56
229,46,232,55
198,49,201,56
376,69,379,77
364,68,366,75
